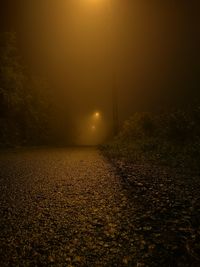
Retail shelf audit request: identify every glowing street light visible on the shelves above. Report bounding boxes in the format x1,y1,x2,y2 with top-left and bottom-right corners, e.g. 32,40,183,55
95,112,100,118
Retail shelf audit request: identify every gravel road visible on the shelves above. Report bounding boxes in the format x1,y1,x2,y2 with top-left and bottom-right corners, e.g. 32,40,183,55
0,148,137,266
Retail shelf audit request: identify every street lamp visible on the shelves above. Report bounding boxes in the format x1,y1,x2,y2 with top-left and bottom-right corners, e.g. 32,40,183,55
94,112,100,118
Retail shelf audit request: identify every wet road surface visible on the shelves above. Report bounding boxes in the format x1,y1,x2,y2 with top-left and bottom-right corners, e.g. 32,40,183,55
0,148,137,266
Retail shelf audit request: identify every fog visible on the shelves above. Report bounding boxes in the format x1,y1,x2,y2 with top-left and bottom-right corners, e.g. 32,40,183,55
0,0,199,145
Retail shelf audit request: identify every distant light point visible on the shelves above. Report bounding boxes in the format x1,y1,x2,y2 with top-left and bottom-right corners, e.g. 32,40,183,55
95,112,100,118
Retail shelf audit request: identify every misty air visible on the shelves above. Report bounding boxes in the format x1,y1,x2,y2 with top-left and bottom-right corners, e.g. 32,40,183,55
0,1,199,266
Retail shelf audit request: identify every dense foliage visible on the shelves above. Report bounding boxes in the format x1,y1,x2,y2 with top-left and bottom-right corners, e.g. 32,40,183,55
0,32,52,147
103,109,200,170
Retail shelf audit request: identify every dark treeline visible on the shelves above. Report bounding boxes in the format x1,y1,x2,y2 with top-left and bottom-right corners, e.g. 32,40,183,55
0,32,53,147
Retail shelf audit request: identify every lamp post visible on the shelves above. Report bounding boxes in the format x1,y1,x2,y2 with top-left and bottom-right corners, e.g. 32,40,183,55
112,74,119,136
106,1,119,136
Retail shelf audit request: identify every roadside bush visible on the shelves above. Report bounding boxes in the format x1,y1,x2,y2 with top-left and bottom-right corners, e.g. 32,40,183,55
102,108,200,170
118,112,157,141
